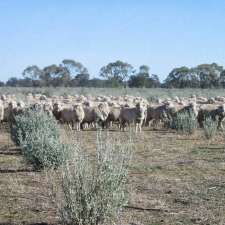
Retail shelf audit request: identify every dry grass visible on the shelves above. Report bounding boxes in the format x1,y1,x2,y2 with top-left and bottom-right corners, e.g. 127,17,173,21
1,87,225,102
1,124,225,225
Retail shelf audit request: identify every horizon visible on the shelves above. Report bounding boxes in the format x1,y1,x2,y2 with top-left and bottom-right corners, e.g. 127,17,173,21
0,0,225,82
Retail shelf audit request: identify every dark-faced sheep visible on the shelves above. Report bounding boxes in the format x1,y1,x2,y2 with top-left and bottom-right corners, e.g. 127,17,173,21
197,104,225,130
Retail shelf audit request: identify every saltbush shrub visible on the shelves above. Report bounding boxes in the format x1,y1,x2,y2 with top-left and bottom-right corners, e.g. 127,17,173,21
48,132,133,225
172,111,197,135
203,116,218,139
11,109,70,169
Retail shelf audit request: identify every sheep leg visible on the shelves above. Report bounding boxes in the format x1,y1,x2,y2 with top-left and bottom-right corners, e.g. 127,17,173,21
140,123,142,132
72,122,75,130
68,123,73,130
218,119,224,130
78,122,81,131
75,122,79,131
120,121,125,131
135,123,138,133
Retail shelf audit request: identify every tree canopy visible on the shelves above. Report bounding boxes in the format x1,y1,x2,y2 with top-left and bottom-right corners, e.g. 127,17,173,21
100,60,134,87
164,63,224,88
2,60,225,89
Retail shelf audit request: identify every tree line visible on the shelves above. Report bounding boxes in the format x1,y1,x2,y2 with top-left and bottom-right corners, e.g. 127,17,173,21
1,59,225,88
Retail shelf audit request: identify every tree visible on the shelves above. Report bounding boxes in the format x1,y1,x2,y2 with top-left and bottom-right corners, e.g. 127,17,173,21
195,63,223,88
18,78,34,87
62,59,88,77
128,65,149,87
88,78,106,87
22,65,43,80
41,64,71,87
62,59,89,87
139,65,150,74
164,67,200,88
22,65,43,87
128,75,144,87
70,73,90,87
100,60,134,87
20,60,90,87
164,63,224,88
220,70,225,88
0,81,4,87
128,65,161,88
148,74,161,88
41,65,58,86
6,77,19,87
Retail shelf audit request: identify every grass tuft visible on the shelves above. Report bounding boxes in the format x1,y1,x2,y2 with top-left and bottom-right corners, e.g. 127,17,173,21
203,116,218,140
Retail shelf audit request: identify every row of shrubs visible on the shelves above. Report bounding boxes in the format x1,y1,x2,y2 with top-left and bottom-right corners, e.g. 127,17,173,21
172,111,218,139
11,110,133,225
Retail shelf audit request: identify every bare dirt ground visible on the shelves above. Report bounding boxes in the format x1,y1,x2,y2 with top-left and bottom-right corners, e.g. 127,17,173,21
1,124,225,225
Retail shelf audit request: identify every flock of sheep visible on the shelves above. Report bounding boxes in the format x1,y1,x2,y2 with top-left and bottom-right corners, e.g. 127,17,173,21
0,93,225,132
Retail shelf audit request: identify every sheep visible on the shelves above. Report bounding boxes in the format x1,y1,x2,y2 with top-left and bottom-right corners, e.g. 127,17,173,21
43,103,53,116
3,101,17,122
0,100,4,123
73,104,85,131
82,103,110,129
58,107,76,130
120,102,147,132
197,104,225,130
52,103,62,121
104,107,121,129
166,101,198,119
145,103,170,128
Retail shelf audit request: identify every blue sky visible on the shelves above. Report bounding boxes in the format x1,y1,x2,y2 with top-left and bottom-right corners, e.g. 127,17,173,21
0,0,225,82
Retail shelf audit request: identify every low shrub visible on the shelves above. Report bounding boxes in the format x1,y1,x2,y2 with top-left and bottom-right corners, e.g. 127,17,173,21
172,111,197,135
203,116,218,139
11,109,70,169
47,132,133,225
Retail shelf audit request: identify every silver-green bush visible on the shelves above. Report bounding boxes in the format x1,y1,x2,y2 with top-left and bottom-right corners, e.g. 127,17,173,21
11,110,70,169
48,132,133,225
172,111,198,135
203,116,218,139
